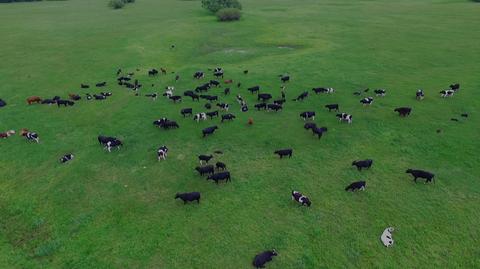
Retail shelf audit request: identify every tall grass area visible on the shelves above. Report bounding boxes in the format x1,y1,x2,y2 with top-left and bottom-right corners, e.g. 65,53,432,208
0,0,479,268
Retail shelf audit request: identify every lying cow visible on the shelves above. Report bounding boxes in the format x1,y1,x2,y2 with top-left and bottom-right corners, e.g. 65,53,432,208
60,154,74,163
380,227,395,247
292,190,311,207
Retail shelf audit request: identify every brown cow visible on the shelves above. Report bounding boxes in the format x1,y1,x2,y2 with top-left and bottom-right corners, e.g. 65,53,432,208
224,79,233,84
0,130,15,139
27,96,42,105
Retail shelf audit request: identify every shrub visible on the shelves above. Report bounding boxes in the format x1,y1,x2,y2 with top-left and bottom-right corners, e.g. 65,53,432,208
216,8,241,21
201,0,242,13
109,0,125,9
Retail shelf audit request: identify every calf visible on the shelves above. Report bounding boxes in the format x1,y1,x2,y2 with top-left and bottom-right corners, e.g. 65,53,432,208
60,154,74,163
253,250,277,269
215,162,226,171
312,126,328,139
57,100,75,107
394,107,411,117
274,149,292,158
406,169,435,183
352,159,373,171
202,126,218,137
440,89,455,97
248,86,260,94
206,111,219,119
175,192,201,204
292,191,311,207
300,111,315,121
336,113,352,123
325,104,339,112
345,181,366,192
194,113,207,122
360,97,374,106
207,171,231,184
374,89,386,96
21,129,39,143
181,108,193,117
195,165,215,176
221,113,236,122
198,154,213,165
157,146,169,161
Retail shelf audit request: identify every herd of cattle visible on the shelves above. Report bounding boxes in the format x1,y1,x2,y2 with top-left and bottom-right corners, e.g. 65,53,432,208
0,65,466,268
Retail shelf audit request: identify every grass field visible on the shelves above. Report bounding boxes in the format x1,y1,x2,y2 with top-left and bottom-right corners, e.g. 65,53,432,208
1,0,480,268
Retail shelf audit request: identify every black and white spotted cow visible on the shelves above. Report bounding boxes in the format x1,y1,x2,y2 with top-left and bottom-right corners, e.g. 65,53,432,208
193,71,204,79
291,190,311,207
193,112,207,122
157,146,169,161
325,104,339,112
336,113,352,123
213,67,224,78
60,154,74,163
105,139,122,152
300,111,315,121
312,87,334,94
22,130,39,143
345,181,366,192
236,94,244,105
449,83,460,91
374,89,386,96
360,97,374,106
440,89,455,98
381,227,395,247
216,103,229,111
416,89,425,100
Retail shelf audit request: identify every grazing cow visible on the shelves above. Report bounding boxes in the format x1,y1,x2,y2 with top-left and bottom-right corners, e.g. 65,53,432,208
52,96,61,101
209,80,220,87
374,89,386,96
148,69,159,76
181,108,193,117
345,181,366,192
292,191,311,207
267,104,282,112
206,111,219,119
145,93,158,100
336,113,352,123
199,155,213,165
416,89,425,100
273,99,285,105
202,126,218,137
450,83,460,91
215,162,226,171
312,127,328,139
206,95,218,102
248,86,260,94
353,91,361,96
169,96,182,103
153,118,168,128
381,227,395,247
60,154,74,163
94,94,106,100
312,87,334,94
69,94,81,101
193,71,204,79
96,82,106,87
360,97,374,106
224,88,231,95
394,107,412,117
253,250,277,269
440,89,455,97
304,122,317,130
207,171,231,184
194,113,207,122
280,75,290,83
221,113,236,122
243,70,248,74
41,99,56,105
195,83,210,92
224,80,233,85
98,135,116,146
216,103,230,112
27,96,42,105
184,90,195,97
189,93,200,101
293,91,308,101
105,139,122,152
0,130,15,139
57,100,75,107
274,149,292,158
157,146,169,161
255,103,267,110
300,111,315,121
175,192,201,204
325,104,339,112
461,113,468,118
195,165,215,176
162,120,179,129
406,169,435,184
21,129,39,143
352,159,373,171
80,84,90,89
258,93,272,102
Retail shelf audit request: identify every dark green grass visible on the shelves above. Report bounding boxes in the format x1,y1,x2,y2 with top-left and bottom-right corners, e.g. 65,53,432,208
0,0,479,268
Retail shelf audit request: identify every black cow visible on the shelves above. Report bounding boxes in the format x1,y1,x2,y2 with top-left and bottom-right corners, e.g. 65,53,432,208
293,91,308,101
292,191,311,207
69,94,81,101
202,126,218,137
60,154,74,163
94,94,106,100
162,120,179,129
300,111,315,121
181,108,193,117
206,111,219,119
304,122,317,130
148,69,158,76
209,80,220,87
274,149,292,158
80,84,90,89
449,83,460,91
169,96,182,103
394,107,412,117
312,127,328,139
255,103,267,110
258,93,272,102
352,159,373,171
280,75,290,83
98,135,116,145
195,83,210,92
41,99,56,105
406,169,435,183
175,192,201,204
207,171,231,184
248,86,260,94
57,100,75,107
273,99,285,105
253,250,277,269
224,88,230,95
215,162,226,170
195,165,215,176
345,181,366,192
221,113,236,122
199,154,213,164
96,82,107,87
0,99,6,107
267,104,282,112
325,104,339,112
